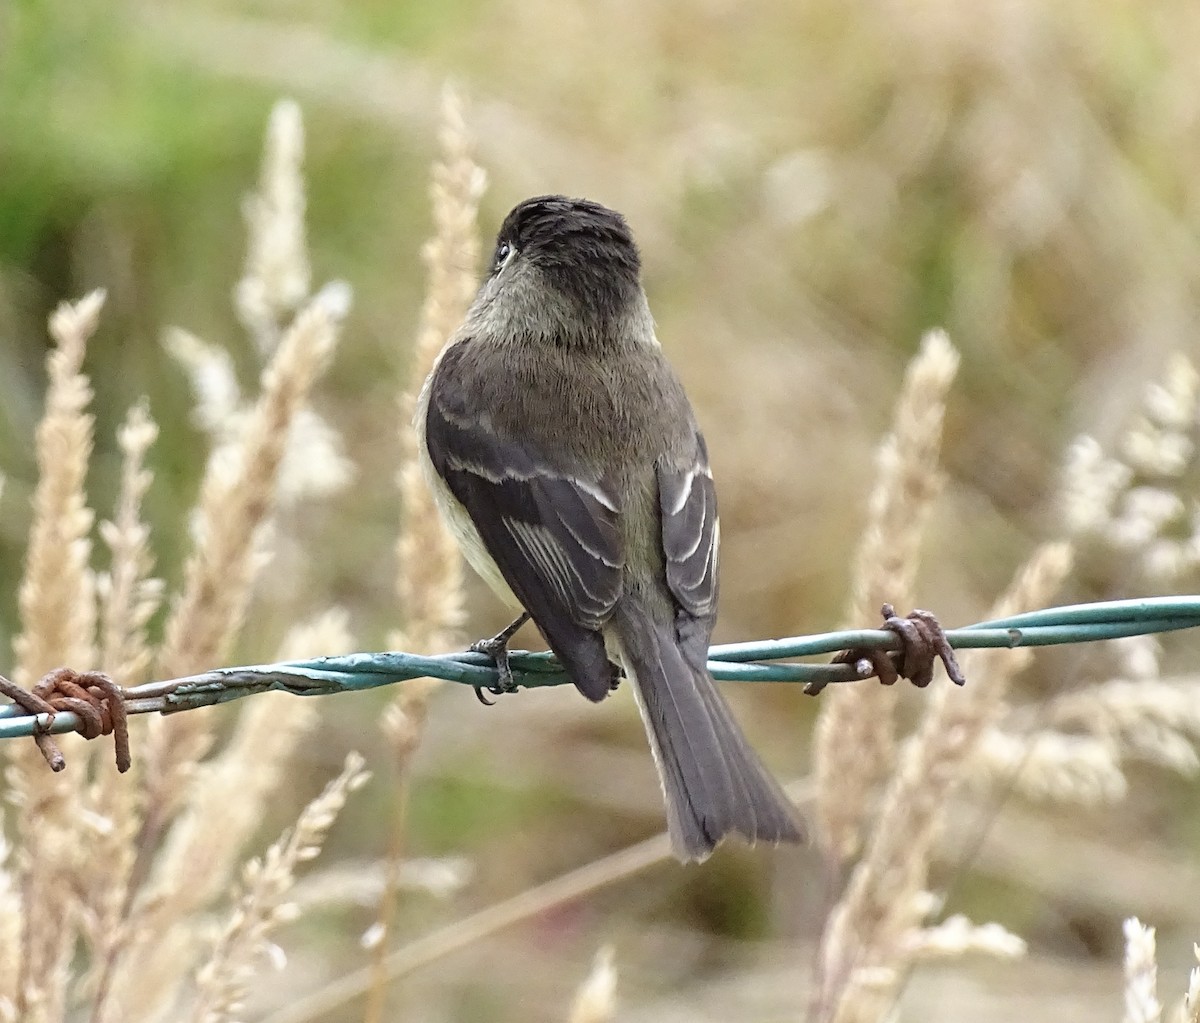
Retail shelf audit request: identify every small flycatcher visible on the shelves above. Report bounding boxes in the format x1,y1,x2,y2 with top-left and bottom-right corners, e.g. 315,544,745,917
417,195,803,861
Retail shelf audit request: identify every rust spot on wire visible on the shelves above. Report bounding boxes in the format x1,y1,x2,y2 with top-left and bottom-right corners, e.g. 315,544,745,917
0,668,130,773
808,604,967,695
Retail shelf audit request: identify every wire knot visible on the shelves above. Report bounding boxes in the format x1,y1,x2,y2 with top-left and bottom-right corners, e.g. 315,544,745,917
807,605,968,695
0,668,130,774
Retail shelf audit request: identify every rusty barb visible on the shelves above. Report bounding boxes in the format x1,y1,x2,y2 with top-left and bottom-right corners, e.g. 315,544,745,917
0,668,130,774
818,605,967,695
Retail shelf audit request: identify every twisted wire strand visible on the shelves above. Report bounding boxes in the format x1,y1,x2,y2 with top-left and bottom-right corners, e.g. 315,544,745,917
1,596,1196,741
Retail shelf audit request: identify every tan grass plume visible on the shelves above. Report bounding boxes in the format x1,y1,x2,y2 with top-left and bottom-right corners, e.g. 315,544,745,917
815,541,1074,1023
392,83,486,658
78,401,162,1016
97,400,163,685
92,100,349,1023
8,291,105,1023
1123,917,1163,1023
366,83,486,1023
567,946,618,1023
812,329,960,864
189,753,370,1023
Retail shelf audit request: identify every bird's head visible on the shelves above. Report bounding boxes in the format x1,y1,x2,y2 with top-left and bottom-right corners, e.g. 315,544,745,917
472,195,648,345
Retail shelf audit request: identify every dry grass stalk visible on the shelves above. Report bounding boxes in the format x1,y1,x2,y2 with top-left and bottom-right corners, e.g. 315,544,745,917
1062,352,1200,582
143,294,344,833
148,610,349,909
815,541,1074,1023
392,83,484,657
156,293,342,677
1124,918,1163,1023
235,98,311,352
98,400,164,685
87,101,348,1023
188,752,370,1023
970,726,1129,805
165,323,354,509
813,329,960,863
78,401,162,1014
1115,920,1200,1023
999,675,1200,797
366,83,485,1023
12,290,103,685
0,100,360,1023
97,612,355,1023
290,855,472,911
974,389,1200,809
0,829,19,1023
180,100,352,510
7,291,105,1023
259,833,672,1023
905,914,1026,960
568,946,618,1023
1183,943,1200,1023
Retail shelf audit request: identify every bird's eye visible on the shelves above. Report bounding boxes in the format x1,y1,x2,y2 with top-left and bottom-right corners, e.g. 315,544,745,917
493,240,513,272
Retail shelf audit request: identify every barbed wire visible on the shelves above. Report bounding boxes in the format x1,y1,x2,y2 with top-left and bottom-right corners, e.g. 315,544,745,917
0,595,1196,748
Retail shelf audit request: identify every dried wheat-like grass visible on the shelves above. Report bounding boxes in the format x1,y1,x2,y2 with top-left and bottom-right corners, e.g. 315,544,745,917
969,621,1200,807
7,291,105,1023
294,856,471,912
87,101,350,1023
235,98,311,353
1049,678,1200,773
1182,944,1200,1023
905,914,1026,960
391,83,484,657
1063,353,1200,582
567,946,617,1023
367,83,484,1023
166,323,353,507
146,293,345,826
189,753,370,1023
813,328,960,863
970,726,1129,805
0,98,365,1023
77,401,163,1014
1125,918,1164,1023
815,542,1073,1023
149,610,350,911
97,612,356,1023
12,291,104,685
0,830,22,1023
1115,921,1200,1023
157,297,343,678
98,400,163,685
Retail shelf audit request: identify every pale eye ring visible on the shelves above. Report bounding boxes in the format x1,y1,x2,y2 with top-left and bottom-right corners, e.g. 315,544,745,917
493,240,513,272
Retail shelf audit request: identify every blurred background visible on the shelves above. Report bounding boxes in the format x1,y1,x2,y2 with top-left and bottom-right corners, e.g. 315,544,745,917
5,0,1200,1019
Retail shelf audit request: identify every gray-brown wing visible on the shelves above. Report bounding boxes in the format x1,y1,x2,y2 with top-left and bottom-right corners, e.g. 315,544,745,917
425,345,624,701
657,432,720,622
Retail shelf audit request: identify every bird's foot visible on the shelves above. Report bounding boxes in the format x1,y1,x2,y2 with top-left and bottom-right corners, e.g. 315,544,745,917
470,611,532,705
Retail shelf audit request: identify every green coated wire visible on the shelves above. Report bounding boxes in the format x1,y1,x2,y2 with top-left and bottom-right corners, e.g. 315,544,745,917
1,595,1198,741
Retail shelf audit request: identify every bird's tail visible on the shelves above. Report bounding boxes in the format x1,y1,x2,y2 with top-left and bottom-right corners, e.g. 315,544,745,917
610,605,805,862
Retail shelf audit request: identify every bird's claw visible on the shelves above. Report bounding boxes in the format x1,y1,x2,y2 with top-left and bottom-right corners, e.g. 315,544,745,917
473,684,500,706
469,612,531,706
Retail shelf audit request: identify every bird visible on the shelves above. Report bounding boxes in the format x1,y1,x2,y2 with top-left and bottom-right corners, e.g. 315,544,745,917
416,194,804,861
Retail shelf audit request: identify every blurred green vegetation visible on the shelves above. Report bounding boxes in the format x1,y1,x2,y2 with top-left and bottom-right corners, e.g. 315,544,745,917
5,0,1200,1019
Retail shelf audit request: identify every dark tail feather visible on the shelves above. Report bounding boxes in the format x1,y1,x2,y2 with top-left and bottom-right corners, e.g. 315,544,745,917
611,607,805,862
